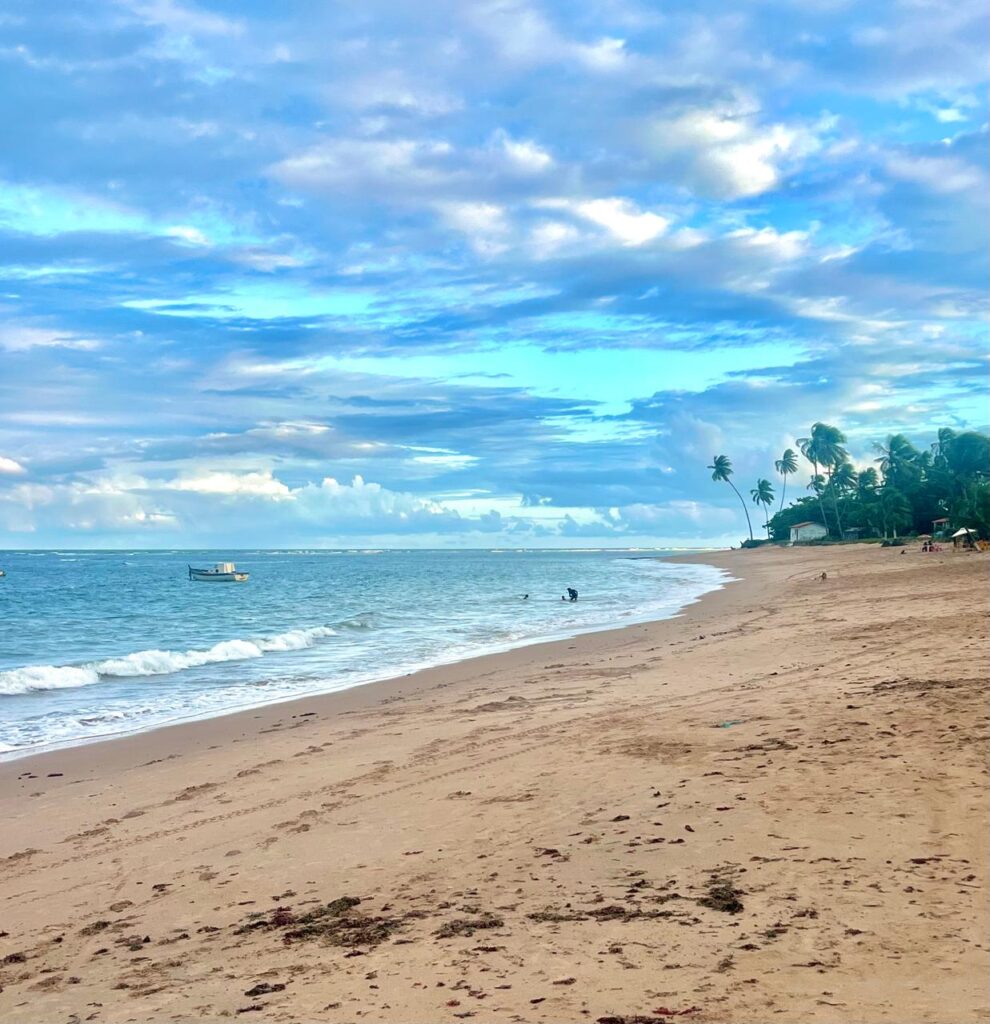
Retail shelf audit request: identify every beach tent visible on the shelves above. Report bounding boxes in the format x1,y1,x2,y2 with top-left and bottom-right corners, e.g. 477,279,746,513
951,527,977,549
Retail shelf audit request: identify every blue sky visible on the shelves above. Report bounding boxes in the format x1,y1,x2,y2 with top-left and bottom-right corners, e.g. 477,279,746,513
0,0,987,548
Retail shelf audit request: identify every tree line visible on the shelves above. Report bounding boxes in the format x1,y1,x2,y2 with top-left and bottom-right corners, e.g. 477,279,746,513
708,424,990,543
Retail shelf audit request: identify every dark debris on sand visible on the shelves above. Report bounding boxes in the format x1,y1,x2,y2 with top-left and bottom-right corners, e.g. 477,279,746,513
697,875,745,914
234,896,404,947
597,1016,672,1024
434,913,504,939
528,896,689,925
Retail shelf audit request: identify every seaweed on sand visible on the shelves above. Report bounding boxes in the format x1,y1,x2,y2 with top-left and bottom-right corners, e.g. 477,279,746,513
434,913,504,939
697,876,744,914
234,896,402,947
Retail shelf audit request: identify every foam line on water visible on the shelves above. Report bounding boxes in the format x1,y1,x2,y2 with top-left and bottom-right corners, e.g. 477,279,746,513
0,625,339,695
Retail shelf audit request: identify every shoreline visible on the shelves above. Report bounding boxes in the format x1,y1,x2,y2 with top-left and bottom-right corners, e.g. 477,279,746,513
1,543,986,1023
0,552,741,778
0,553,734,767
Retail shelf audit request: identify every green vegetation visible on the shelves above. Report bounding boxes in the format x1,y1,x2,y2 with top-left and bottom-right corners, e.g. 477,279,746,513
710,426,990,544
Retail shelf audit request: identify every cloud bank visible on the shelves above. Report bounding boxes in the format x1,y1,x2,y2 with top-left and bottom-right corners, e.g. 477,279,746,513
0,0,986,546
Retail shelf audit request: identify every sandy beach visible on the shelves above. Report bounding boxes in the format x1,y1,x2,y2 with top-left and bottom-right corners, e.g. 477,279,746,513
0,544,986,1024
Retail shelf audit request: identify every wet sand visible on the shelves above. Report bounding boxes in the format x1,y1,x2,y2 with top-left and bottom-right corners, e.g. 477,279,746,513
0,544,987,1023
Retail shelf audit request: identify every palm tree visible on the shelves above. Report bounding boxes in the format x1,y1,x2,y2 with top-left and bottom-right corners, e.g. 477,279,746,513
932,427,957,464
708,455,753,541
774,448,798,513
750,478,775,538
857,466,879,495
874,434,919,490
855,467,879,531
880,487,911,539
799,422,848,537
797,434,830,535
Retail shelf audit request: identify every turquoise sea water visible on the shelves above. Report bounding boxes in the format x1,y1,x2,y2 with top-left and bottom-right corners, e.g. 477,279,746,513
0,549,728,757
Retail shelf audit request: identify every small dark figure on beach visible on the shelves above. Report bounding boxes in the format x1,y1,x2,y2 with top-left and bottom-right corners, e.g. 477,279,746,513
566,587,579,602
819,572,827,581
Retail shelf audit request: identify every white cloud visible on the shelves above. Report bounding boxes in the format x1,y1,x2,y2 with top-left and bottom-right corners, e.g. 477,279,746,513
467,2,630,75
0,468,471,539
436,201,509,255
725,226,808,263
0,326,101,351
271,137,458,196
497,134,553,173
229,248,306,271
342,72,463,118
642,104,822,199
528,219,581,258
164,470,293,499
0,456,26,475
534,196,670,247
0,477,176,534
573,198,669,246
125,0,243,38
885,152,984,194
165,224,210,246
294,474,453,524
575,36,627,71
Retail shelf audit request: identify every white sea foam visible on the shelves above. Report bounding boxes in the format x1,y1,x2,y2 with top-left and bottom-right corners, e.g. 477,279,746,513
0,625,339,695
0,664,101,694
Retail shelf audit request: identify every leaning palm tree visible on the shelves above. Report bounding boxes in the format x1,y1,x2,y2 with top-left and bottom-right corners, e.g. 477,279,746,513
874,433,919,490
750,478,776,538
774,448,798,512
708,455,753,541
798,436,831,535
799,423,848,537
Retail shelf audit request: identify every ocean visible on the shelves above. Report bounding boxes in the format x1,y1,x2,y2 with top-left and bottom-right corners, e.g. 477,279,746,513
0,549,728,757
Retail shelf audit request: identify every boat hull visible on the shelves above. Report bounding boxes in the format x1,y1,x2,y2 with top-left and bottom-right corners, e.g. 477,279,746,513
188,569,249,582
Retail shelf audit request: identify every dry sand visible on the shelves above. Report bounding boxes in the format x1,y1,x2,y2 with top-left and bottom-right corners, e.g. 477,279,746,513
0,544,987,1024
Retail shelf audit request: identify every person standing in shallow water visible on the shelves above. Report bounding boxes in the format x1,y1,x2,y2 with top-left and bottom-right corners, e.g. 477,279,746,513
563,587,578,602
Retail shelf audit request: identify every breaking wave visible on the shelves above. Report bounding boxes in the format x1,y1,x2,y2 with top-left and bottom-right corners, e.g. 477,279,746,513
0,625,338,696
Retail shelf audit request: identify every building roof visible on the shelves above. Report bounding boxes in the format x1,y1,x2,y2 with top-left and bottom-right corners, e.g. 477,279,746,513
791,521,823,528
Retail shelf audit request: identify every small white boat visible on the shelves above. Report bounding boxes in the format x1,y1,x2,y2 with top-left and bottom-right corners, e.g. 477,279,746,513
188,561,249,582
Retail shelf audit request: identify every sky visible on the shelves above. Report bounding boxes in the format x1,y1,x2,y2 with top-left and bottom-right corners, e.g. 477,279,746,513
0,0,987,549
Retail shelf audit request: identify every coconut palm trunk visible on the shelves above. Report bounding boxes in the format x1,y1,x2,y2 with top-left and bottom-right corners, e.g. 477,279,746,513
826,467,845,538
707,455,753,542
727,478,754,541
810,459,831,535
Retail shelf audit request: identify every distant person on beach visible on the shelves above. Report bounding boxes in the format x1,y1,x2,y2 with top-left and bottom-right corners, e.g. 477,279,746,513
565,587,578,602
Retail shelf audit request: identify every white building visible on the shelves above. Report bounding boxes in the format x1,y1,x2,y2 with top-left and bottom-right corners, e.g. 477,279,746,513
790,520,828,543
